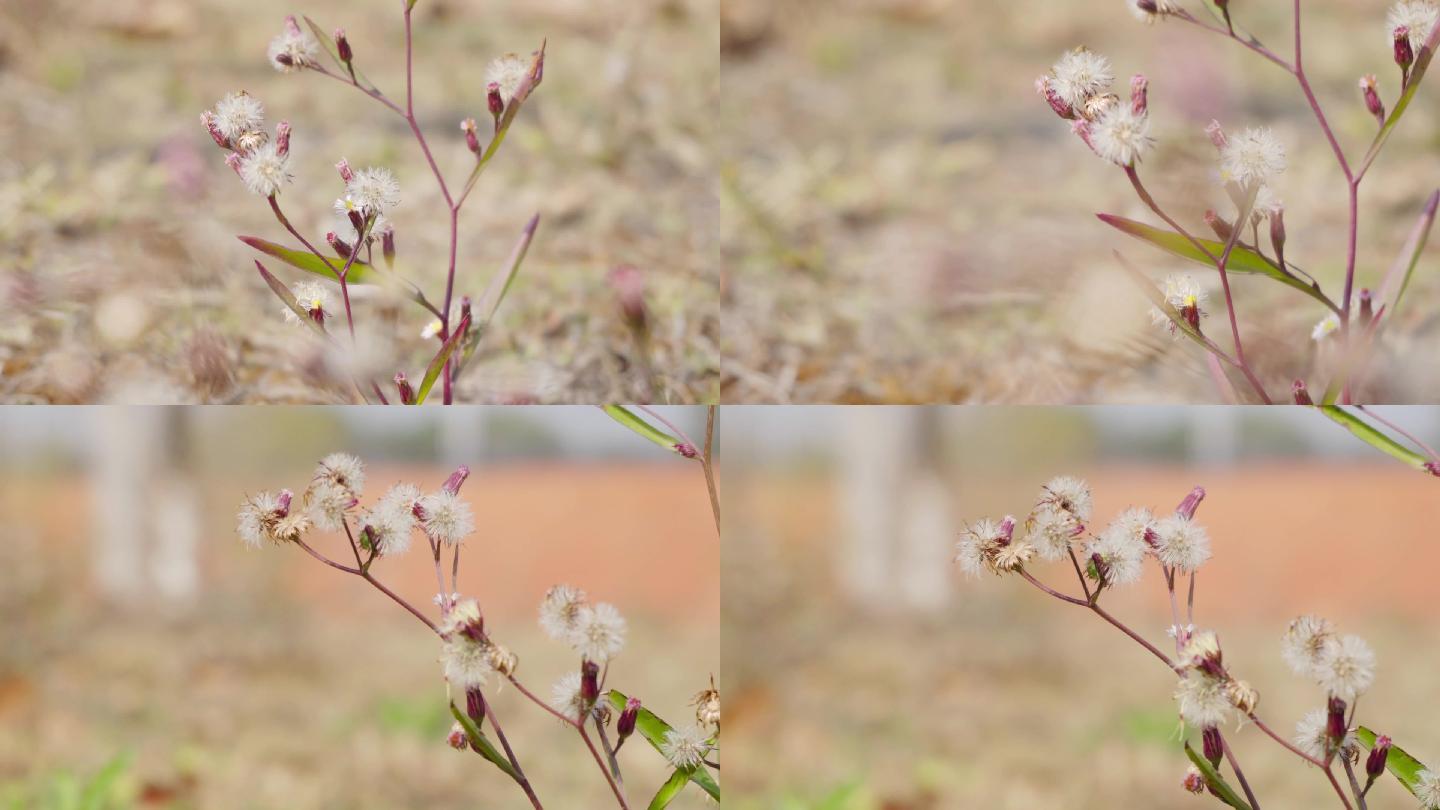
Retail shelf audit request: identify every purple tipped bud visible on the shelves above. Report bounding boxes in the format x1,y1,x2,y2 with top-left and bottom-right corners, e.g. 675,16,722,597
447,723,470,750
395,372,415,404
224,152,244,176
580,661,600,706
461,117,481,154
1360,75,1386,124
1359,288,1374,325
336,158,354,184
1426,461,1440,477
1090,551,1108,586
1202,727,1224,767
274,489,294,516
274,52,295,68
274,121,291,158
1035,76,1075,120
1396,27,1415,70
201,111,231,149
335,28,353,64
283,14,302,36
1174,486,1205,520
674,442,699,459
1204,209,1234,243
1326,697,1348,749
1292,380,1314,405
326,231,353,258
1367,735,1391,779
466,687,486,725
1130,74,1149,115
997,515,1016,546
487,82,504,123
1205,120,1228,150
382,228,396,268
442,465,471,495
460,296,473,323
347,209,365,235
1270,207,1287,265
617,697,640,744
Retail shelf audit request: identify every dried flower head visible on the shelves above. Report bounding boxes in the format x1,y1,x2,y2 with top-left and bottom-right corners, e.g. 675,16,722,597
1314,634,1376,701
1219,127,1286,187
1175,670,1236,729
486,53,531,105
315,452,365,498
1039,476,1093,522
539,584,588,641
957,516,1033,575
237,490,296,547
1091,103,1153,166
268,16,320,73
570,602,627,663
1389,0,1439,51
346,167,401,216
1049,48,1115,110
659,724,713,770
211,91,265,143
238,141,291,197
1129,0,1180,22
1226,679,1259,714
693,678,721,728
1152,514,1211,572
417,489,475,546
1281,614,1336,678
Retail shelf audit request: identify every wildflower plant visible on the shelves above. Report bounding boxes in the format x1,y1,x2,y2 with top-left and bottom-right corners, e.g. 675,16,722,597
237,454,720,808
960,476,1438,808
204,6,545,404
1038,1,1440,405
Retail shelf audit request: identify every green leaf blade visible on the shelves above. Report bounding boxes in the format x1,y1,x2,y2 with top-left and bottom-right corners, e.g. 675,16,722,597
414,313,472,404
1183,742,1253,810
602,406,690,456
1357,726,1433,799
448,702,521,783
239,235,378,285
647,768,691,810
1317,407,1432,471
608,690,720,801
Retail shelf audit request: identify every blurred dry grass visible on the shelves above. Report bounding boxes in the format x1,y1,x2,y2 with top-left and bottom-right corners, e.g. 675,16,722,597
0,0,718,403
720,0,1440,403
723,460,1440,808
0,462,720,808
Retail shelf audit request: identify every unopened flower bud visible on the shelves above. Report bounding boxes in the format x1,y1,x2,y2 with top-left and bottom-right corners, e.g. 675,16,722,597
1202,727,1223,767
1360,75,1386,124
1035,76,1075,120
1270,207,1287,266
580,661,600,706
616,697,640,746
1204,210,1234,243
1174,486,1205,520
1292,379,1314,405
1396,27,1415,71
1359,288,1374,326
275,489,293,516
274,52,295,68
1182,765,1205,794
447,721,470,750
1327,697,1348,750
466,687,486,725
487,82,504,124
1130,74,1149,115
461,117,481,154
334,28,353,64
394,372,415,404
326,231,353,258
1089,551,1109,586
674,442,698,459
1205,119,1228,150
997,515,1016,546
1426,461,1440,477
1367,735,1391,780
274,121,291,158
442,465,470,495
201,111,230,149
224,152,244,176
336,158,354,184
348,209,365,236
382,228,396,268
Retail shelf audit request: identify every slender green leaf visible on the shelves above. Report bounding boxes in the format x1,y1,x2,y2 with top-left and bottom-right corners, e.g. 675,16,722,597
1379,190,1439,316
608,690,720,801
1318,406,1432,470
254,261,328,338
414,313,471,405
1363,20,1440,172
1098,214,1336,311
302,15,376,88
1357,726,1432,799
448,702,521,782
474,213,539,324
1183,742,1253,810
239,236,380,285
647,768,691,810
602,406,691,456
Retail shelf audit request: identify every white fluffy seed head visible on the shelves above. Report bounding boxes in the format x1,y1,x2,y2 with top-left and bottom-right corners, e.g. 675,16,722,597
1416,770,1440,809
1175,671,1236,729
486,53,531,104
539,584,588,641
1041,476,1093,522
237,490,283,548
1314,634,1376,701
570,602,627,663
1029,508,1079,562
212,91,265,141
1091,104,1153,166
346,167,401,216
417,490,475,546
1153,514,1211,572
549,671,588,722
1050,48,1115,110
659,724,713,770
363,483,420,556
305,479,353,531
1086,508,1153,586
1129,0,1180,22
1281,614,1335,678
1390,1,1440,50
1220,127,1286,187
238,141,290,197
285,281,332,326
316,453,365,497
268,21,320,72
1293,708,1358,760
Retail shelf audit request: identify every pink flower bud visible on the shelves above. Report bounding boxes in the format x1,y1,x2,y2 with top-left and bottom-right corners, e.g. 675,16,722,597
224,153,244,176
382,228,396,268
674,442,699,459
1174,487,1205,520
461,118,481,154
1202,727,1223,767
580,661,600,706
1292,380,1314,405
487,82,504,123
1426,461,1440,477
1070,119,1095,153
997,515,1016,546
335,158,354,184
395,372,415,404
1367,735,1391,780
348,209,365,235
1359,288,1374,325
1396,27,1415,70
275,489,293,517
466,687,487,725
201,111,231,149
1035,76,1074,120
283,14,302,37
1130,74,1149,115
334,28,353,64
1326,697,1348,750
442,465,471,495
447,722,470,750
274,121,291,158
1204,210,1234,243
326,231,353,258
1359,75,1386,124
1205,119,1228,150
1182,767,1205,794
